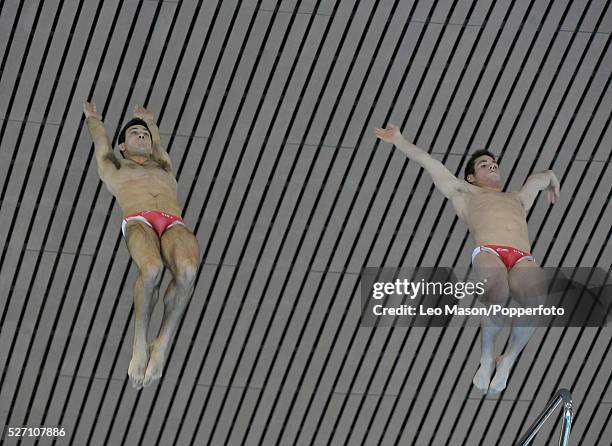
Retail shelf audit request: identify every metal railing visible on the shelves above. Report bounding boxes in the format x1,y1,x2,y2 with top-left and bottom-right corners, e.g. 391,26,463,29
516,388,573,445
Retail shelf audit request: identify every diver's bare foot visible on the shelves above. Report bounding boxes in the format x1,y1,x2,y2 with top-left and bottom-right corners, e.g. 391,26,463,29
489,355,515,394
128,343,149,389
473,359,494,393
143,339,166,387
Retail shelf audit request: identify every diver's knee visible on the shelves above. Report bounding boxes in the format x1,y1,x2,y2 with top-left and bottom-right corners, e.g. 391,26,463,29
480,277,510,305
175,257,198,289
139,259,163,287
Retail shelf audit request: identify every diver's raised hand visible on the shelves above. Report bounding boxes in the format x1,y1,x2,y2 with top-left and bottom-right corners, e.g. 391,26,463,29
83,101,102,120
373,124,403,144
545,170,560,204
133,104,155,122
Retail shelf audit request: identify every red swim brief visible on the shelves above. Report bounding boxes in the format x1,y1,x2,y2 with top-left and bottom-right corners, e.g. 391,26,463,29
122,210,185,238
471,244,534,269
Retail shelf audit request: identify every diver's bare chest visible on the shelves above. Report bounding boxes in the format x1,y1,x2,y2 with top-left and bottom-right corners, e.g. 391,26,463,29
467,191,524,215
108,163,176,187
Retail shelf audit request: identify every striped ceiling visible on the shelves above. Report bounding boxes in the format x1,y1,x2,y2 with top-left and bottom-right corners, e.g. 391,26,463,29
0,0,611,445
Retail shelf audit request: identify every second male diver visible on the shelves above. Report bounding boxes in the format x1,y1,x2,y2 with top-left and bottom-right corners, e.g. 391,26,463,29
84,102,200,389
374,124,560,394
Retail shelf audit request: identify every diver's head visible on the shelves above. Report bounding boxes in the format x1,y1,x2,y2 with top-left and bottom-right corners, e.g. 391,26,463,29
465,150,501,189
117,118,152,161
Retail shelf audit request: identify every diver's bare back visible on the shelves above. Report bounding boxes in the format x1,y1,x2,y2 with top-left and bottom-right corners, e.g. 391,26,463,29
104,159,182,216
454,186,531,252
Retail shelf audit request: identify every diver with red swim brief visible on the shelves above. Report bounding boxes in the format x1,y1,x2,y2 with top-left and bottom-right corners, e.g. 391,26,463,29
374,123,560,395
84,102,199,389
122,210,185,238
471,245,535,269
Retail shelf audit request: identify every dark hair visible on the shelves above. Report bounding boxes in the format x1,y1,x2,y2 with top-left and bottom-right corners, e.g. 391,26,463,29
118,118,151,158
464,150,496,180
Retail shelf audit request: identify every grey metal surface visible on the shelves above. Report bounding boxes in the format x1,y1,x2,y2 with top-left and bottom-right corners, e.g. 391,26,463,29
0,0,611,445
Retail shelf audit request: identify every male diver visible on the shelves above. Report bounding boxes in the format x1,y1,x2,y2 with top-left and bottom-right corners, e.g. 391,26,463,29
83,102,199,389
374,124,560,394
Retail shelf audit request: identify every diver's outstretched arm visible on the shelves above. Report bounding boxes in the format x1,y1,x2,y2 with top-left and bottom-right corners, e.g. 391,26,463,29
83,101,120,178
518,170,560,210
374,124,468,199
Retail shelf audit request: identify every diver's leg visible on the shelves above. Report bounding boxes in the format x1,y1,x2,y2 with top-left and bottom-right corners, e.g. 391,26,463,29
472,252,510,393
143,224,199,386
489,260,545,393
124,221,163,389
